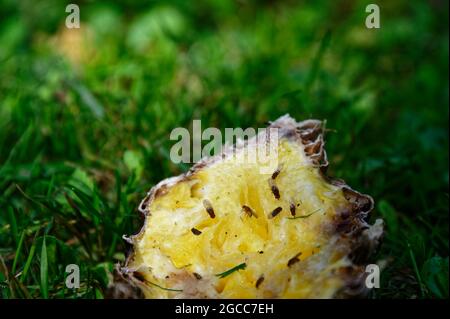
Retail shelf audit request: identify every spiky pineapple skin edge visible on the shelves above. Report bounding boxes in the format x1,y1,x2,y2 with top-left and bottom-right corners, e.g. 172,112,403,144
115,114,384,299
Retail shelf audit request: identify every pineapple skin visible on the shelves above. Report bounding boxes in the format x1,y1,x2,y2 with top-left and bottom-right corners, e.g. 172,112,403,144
117,115,384,299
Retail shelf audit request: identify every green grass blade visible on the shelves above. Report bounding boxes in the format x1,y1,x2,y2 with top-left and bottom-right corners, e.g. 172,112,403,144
40,236,49,299
407,241,425,298
304,29,332,92
7,206,18,244
12,230,25,274
20,236,37,283
215,263,247,278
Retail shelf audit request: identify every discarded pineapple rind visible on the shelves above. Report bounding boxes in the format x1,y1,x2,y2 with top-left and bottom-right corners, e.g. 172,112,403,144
117,114,383,299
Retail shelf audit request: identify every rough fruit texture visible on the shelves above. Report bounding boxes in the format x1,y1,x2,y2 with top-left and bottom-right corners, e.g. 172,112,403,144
118,115,383,299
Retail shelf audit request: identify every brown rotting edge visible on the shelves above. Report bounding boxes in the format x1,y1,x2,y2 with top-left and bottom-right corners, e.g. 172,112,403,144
114,114,384,299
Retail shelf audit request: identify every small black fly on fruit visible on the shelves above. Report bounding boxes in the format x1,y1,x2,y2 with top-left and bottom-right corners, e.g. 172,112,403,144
242,205,257,218
268,206,282,219
269,181,280,200
290,203,296,216
203,199,216,218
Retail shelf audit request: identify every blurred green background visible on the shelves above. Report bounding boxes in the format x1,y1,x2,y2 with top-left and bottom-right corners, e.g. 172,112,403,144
0,0,448,299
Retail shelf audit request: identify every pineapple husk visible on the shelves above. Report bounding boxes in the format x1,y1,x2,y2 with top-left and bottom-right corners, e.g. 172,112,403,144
113,115,384,299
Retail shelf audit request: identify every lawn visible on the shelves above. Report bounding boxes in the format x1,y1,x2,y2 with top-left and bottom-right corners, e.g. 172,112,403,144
0,0,448,299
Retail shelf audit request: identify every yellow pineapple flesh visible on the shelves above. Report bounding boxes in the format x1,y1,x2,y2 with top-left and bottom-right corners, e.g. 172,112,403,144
119,115,383,298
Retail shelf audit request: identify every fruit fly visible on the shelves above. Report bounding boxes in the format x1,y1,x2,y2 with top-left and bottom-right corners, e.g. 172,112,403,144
193,273,202,280
290,203,296,216
269,179,280,200
203,199,215,218
255,276,265,288
287,252,302,267
271,165,282,180
242,205,257,218
268,206,282,219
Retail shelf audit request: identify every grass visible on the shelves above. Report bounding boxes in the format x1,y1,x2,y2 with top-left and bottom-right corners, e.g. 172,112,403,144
0,0,448,299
